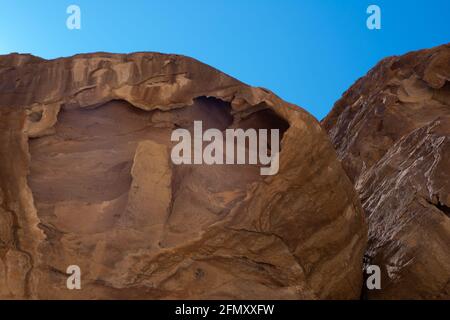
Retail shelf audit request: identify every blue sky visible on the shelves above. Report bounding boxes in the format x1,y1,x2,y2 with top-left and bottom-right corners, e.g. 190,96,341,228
0,0,449,119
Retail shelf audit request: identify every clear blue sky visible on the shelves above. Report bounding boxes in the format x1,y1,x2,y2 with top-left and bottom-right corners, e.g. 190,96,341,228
0,0,449,119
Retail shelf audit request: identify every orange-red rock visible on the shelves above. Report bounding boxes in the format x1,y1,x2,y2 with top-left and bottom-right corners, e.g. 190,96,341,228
0,52,366,299
323,44,450,299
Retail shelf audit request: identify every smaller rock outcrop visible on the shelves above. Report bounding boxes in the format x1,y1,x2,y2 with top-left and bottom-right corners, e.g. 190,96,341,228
323,44,450,299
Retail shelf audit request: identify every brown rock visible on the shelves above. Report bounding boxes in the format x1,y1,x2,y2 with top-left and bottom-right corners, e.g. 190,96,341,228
0,52,366,299
323,44,450,299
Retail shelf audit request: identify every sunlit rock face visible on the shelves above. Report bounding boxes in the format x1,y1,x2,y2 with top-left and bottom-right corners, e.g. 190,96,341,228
323,44,450,299
0,52,366,299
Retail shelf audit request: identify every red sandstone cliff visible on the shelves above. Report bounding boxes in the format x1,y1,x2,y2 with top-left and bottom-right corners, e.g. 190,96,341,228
323,44,450,299
0,52,366,299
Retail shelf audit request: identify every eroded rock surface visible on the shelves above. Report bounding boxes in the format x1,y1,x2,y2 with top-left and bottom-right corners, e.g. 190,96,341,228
0,52,366,299
323,44,450,299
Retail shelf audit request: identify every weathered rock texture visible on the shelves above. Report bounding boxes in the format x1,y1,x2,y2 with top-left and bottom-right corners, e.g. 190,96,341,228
0,52,366,299
323,44,450,299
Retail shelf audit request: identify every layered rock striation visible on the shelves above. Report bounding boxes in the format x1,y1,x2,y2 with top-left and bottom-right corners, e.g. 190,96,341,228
323,44,450,299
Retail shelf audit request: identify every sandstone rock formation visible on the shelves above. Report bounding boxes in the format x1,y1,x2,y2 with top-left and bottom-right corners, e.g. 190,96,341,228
0,52,366,299
323,44,450,299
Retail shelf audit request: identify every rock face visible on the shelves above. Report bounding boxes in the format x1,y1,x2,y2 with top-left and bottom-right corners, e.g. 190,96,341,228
323,44,450,299
0,52,366,299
